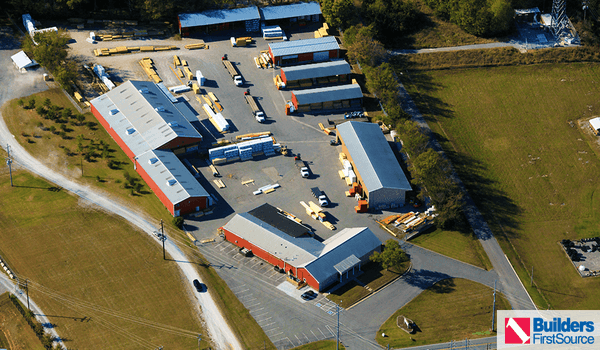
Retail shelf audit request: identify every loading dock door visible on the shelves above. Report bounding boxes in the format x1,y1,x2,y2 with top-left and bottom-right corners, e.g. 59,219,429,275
313,51,329,62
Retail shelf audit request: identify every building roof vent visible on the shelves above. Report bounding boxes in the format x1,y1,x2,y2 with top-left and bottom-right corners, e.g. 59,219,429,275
167,122,179,127
138,88,149,94
109,108,119,116
148,157,159,165
167,179,177,186
125,127,136,135
154,106,165,112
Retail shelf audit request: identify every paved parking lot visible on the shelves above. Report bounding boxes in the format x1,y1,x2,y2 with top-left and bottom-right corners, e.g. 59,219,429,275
67,26,410,349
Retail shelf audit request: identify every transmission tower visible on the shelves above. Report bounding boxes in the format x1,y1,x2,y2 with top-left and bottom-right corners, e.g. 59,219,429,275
551,0,575,42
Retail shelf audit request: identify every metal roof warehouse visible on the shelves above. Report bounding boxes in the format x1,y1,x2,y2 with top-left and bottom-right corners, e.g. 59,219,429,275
221,204,382,291
178,6,260,34
337,121,411,209
291,84,362,112
281,60,351,84
269,36,340,65
90,81,209,216
261,2,322,21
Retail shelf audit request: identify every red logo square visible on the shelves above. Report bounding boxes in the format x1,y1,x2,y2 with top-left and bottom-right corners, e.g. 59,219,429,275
505,317,530,344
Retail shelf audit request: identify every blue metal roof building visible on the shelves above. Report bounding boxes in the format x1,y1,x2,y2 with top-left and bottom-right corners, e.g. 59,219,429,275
222,205,382,292
269,36,340,65
337,121,411,209
260,2,322,21
291,84,362,111
281,60,351,85
178,6,260,34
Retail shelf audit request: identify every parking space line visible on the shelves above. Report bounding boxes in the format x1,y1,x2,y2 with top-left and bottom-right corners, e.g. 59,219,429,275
261,321,276,328
250,307,264,313
267,330,282,336
311,330,319,341
235,288,250,294
252,312,268,318
303,332,310,342
326,325,335,337
243,298,256,302
246,302,261,308
257,316,272,322
319,328,326,338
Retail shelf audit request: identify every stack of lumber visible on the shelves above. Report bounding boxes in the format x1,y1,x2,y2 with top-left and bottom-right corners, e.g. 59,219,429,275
138,57,161,83
235,131,272,140
184,43,208,50
314,23,330,38
94,45,176,56
183,66,194,80
213,179,226,188
173,55,181,66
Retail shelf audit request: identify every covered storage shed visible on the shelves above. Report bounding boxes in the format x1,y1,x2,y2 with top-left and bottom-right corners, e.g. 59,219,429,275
11,51,38,72
337,121,411,210
221,203,382,291
291,84,362,112
590,117,600,135
178,6,260,35
269,36,339,66
260,2,322,26
90,81,209,216
281,60,351,88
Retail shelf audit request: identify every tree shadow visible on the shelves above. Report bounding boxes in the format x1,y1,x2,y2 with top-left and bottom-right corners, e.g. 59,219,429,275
403,269,452,290
429,278,456,294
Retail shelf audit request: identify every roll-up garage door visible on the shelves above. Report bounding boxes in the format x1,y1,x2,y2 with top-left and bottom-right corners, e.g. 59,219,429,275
313,51,329,62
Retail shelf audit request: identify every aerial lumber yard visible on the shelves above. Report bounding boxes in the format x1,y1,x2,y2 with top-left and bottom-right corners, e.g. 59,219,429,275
3,0,597,349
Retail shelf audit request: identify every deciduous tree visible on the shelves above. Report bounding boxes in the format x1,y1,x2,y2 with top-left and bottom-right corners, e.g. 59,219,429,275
370,239,409,272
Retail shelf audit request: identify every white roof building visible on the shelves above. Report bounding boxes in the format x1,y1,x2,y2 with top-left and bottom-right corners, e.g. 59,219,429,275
11,51,38,71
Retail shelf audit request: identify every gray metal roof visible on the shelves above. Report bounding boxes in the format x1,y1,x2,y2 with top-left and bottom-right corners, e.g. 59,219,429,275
223,213,322,266
337,121,411,192
260,2,321,21
269,36,339,58
137,149,209,204
293,84,362,105
302,227,382,285
224,210,382,285
282,60,351,82
179,6,260,28
90,81,202,155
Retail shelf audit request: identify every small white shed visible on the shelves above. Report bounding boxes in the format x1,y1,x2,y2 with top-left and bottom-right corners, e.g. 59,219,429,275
11,51,38,72
589,117,600,136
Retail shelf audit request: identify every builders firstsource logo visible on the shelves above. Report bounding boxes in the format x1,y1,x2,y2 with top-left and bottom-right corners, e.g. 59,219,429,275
498,311,600,349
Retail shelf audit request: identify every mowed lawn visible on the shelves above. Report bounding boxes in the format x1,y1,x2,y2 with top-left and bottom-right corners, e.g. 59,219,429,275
0,293,45,350
0,171,206,349
377,278,509,348
2,89,175,225
403,63,600,309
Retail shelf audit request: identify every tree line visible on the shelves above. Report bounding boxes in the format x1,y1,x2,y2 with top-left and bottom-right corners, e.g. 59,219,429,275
6,0,296,22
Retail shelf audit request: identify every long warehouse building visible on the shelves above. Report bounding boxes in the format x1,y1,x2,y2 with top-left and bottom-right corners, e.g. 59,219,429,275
291,84,362,113
221,203,382,291
269,36,340,66
337,121,411,209
90,80,210,216
280,60,351,88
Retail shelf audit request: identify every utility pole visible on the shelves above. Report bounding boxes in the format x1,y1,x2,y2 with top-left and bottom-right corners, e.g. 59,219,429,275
491,280,497,331
161,219,165,260
25,279,29,312
6,144,13,187
198,334,201,350
80,157,83,177
465,338,468,350
336,301,340,350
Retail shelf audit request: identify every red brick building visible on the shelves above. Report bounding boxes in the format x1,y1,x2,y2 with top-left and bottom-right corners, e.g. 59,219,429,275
90,81,209,216
221,204,382,291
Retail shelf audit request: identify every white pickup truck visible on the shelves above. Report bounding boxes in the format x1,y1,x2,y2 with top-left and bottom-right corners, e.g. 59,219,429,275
310,187,329,207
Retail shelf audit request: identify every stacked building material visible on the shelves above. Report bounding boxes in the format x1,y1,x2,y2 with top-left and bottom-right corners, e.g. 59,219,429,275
169,85,191,94
262,25,285,40
184,43,208,50
202,104,229,133
92,64,116,90
138,58,162,83
208,136,275,164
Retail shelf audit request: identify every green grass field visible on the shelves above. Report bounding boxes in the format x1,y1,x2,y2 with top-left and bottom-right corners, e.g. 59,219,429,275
2,89,176,227
411,228,493,270
376,278,510,348
0,292,45,350
0,170,207,349
401,62,600,309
